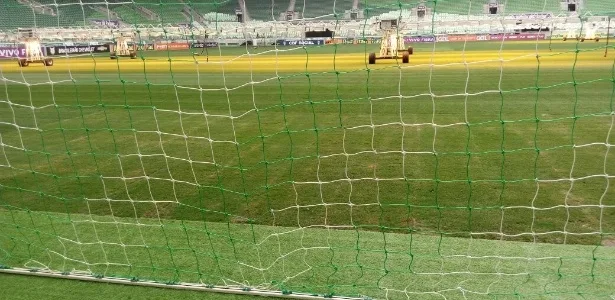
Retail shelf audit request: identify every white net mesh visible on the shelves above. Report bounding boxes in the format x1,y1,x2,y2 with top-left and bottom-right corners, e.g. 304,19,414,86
1,0,615,299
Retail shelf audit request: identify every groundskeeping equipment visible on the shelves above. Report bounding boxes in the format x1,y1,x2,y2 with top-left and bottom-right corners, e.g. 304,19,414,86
563,26,600,42
580,26,600,42
16,29,53,67
110,35,137,59
368,19,413,64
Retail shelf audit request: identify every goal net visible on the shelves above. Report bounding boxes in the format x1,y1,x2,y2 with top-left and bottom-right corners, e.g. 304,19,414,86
1,0,614,299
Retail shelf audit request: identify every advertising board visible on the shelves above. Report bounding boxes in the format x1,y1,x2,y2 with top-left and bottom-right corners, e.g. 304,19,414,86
45,44,110,56
191,42,219,48
353,37,382,44
489,33,546,40
90,19,120,28
431,33,546,43
282,40,325,46
436,35,449,42
403,36,436,43
136,44,155,51
447,35,477,42
154,43,190,50
0,47,26,58
0,47,47,58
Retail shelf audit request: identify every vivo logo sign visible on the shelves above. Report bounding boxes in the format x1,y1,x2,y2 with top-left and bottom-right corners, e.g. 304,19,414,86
0,47,26,58
0,47,47,58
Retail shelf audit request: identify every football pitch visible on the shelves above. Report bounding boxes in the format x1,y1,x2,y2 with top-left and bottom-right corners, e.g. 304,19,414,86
1,41,615,299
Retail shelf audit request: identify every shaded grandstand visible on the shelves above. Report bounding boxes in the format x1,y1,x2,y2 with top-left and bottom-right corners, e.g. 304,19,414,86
0,0,355,28
0,0,235,29
1,0,614,30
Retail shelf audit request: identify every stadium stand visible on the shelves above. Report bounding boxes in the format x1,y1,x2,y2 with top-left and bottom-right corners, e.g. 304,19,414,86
85,8,113,21
0,0,58,29
55,4,101,26
416,0,561,15
243,0,293,21
111,4,153,24
0,0,122,28
34,0,99,25
295,0,355,19
584,0,615,13
163,0,260,22
182,1,237,22
361,0,417,18
132,0,189,23
188,1,234,19
146,4,189,23
1,0,614,31
504,0,560,13
427,0,482,15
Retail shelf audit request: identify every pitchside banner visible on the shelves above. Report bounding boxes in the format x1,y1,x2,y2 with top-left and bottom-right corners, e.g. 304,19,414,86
136,44,155,51
282,40,325,46
0,47,26,58
191,42,219,48
403,36,436,43
45,44,110,56
325,38,354,44
353,37,382,44
90,19,120,28
154,43,190,50
416,33,546,43
489,33,546,41
0,47,47,58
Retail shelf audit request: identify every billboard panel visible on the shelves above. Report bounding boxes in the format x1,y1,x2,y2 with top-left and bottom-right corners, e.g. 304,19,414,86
90,19,120,28
403,36,436,43
154,43,190,51
489,33,546,40
447,35,478,42
282,40,325,46
191,42,219,48
46,44,110,56
0,47,47,58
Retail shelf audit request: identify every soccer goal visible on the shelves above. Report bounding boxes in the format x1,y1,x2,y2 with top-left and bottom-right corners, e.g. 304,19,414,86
1,0,614,299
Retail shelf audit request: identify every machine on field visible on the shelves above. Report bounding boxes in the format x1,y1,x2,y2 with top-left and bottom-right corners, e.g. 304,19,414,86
562,28,579,41
563,25,600,42
368,18,414,64
580,25,600,42
16,28,53,67
110,34,137,59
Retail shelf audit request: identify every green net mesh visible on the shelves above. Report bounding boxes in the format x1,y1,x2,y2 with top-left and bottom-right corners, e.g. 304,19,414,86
1,0,615,299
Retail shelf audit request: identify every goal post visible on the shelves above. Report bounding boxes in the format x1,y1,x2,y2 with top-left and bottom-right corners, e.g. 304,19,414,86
1,0,615,299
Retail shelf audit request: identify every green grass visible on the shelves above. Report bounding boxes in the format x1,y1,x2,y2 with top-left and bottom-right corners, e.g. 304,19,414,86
0,273,264,300
2,209,615,299
1,42,615,299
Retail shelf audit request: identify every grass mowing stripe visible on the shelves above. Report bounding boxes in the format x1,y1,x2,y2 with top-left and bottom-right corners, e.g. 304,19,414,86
1,208,615,298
